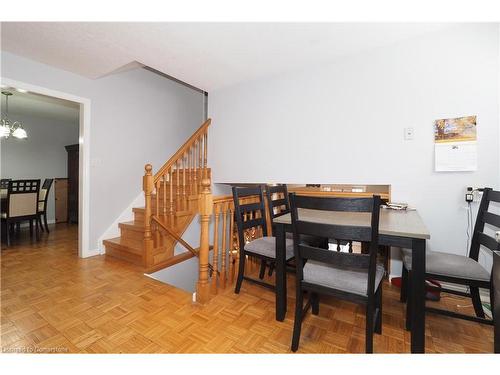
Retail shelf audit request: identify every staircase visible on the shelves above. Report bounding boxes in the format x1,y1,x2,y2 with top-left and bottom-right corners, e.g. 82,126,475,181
103,119,211,273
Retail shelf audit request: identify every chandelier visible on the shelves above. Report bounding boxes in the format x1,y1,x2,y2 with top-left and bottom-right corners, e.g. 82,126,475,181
1,91,28,139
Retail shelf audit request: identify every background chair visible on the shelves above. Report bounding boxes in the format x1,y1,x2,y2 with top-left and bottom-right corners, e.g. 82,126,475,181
400,187,499,328
1,178,11,198
289,194,383,353
38,178,54,233
262,184,328,278
1,179,41,246
232,185,295,294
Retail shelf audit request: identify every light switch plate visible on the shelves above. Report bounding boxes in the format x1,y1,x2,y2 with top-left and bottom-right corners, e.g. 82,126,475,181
404,127,414,140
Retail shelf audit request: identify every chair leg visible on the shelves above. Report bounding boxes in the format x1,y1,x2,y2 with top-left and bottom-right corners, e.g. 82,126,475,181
311,292,319,315
29,219,33,238
234,252,246,294
470,286,485,318
268,262,275,277
405,271,412,331
38,216,44,232
6,222,10,247
375,286,382,334
35,217,40,241
259,259,266,280
400,265,408,302
490,282,495,317
43,213,49,233
291,285,304,352
365,298,375,353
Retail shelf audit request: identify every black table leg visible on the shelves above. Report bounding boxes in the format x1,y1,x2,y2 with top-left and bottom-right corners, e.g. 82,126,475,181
410,238,426,353
275,223,287,321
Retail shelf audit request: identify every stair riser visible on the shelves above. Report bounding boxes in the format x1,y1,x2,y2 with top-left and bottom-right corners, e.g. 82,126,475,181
119,227,145,242
133,211,144,224
105,245,143,265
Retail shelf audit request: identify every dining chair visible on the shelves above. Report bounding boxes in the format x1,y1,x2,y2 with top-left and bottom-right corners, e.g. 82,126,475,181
38,178,54,233
260,184,328,279
400,187,499,328
289,193,384,353
1,179,41,246
232,185,295,294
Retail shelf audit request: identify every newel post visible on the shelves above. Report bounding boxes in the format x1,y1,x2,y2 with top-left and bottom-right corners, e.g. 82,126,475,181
143,164,154,268
196,178,212,304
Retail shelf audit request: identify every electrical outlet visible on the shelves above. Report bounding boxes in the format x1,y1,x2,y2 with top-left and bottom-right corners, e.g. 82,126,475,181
465,187,473,203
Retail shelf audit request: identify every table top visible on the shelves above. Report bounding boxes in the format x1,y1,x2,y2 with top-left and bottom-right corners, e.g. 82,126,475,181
274,208,430,240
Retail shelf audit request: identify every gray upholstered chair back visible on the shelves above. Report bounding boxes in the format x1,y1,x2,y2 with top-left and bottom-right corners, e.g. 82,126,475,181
7,180,40,218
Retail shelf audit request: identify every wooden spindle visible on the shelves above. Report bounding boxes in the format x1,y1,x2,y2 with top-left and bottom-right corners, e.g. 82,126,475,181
183,152,187,199
198,137,202,190
193,141,198,195
169,168,174,217
163,174,167,215
228,204,235,283
211,203,220,294
188,146,192,196
143,164,154,268
196,178,212,304
203,131,208,178
155,180,160,217
176,159,180,205
220,202,228,288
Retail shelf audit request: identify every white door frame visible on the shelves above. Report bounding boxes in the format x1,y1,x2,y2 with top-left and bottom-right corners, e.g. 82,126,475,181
1,77,91,258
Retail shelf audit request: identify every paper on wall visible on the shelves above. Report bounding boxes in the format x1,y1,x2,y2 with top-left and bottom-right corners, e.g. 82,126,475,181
434,115,477,172
434,141,477,171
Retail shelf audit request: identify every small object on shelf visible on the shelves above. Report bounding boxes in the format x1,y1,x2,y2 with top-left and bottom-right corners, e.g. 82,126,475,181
384,202,408,210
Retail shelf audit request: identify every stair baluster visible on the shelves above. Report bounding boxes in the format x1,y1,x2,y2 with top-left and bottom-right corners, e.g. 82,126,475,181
211,203,220,294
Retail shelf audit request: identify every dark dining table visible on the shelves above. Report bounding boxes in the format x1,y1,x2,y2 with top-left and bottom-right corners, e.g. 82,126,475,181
273,207,430,354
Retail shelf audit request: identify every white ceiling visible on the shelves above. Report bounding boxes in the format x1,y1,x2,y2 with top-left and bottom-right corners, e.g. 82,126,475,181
1,88,80,123
1,22,453,91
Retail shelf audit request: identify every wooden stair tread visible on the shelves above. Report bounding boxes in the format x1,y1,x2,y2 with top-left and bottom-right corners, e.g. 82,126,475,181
138,209,195,218
119,221,144,231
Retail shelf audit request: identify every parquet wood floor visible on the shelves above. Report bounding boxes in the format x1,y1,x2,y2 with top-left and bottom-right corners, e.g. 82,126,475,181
1,224,494,353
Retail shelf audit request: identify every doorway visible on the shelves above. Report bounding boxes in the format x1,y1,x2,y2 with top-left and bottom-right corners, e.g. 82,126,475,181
0,78,90,257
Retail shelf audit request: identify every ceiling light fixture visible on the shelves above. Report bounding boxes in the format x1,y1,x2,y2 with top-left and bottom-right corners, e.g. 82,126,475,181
1,91,28,140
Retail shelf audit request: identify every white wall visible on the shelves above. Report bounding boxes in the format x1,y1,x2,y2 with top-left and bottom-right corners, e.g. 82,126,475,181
209,24,500,273
1,51,205,253
1,113,79,223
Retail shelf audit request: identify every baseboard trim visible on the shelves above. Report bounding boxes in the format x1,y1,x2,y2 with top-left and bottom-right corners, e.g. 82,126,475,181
82,248,101,258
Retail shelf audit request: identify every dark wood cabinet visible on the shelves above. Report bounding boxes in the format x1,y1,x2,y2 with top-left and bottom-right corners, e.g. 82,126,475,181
65,144,79,224
54,178,68,223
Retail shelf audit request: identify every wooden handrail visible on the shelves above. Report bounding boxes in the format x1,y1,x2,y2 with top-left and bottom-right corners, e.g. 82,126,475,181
154,118,211,182
152,215,214,273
